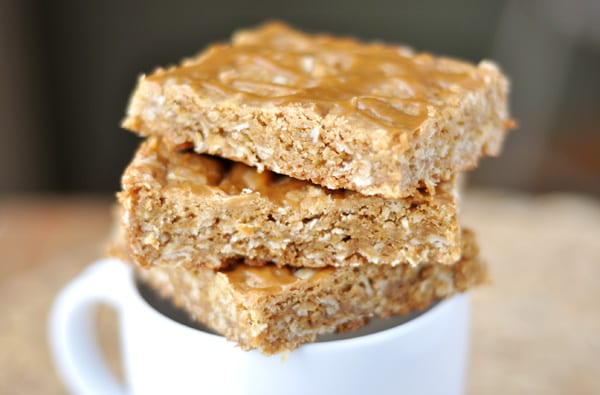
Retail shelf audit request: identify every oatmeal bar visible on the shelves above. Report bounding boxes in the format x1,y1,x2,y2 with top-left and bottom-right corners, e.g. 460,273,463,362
118,137,461,269
132,229,484,354
122,22,513,198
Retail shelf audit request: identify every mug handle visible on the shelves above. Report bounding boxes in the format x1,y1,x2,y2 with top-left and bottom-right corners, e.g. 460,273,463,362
49,259,131,395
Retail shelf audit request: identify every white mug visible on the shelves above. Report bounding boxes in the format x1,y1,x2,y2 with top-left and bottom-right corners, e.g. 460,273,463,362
49,259,470,395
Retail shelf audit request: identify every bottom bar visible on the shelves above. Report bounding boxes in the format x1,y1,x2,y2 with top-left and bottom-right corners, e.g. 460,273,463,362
116,229,484,355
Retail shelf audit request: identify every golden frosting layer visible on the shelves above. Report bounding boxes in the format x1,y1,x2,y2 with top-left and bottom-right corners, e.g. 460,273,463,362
150,21,485,134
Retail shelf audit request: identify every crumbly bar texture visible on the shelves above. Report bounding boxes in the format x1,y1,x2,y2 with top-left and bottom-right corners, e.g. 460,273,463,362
118,137,461,269
131,229,485,355
122,21,513,198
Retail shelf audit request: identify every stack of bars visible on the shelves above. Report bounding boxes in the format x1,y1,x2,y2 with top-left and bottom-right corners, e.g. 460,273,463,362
113,22,512,355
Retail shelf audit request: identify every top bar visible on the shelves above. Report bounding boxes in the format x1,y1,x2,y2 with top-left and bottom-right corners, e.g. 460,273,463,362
123,21,512,198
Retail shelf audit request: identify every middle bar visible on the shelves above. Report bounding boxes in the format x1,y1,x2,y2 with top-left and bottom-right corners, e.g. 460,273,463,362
118,137,461,270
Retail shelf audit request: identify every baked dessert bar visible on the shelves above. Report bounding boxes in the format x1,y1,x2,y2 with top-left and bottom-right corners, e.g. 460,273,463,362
118,137,461,269
132,229,484,354
122,21,512,198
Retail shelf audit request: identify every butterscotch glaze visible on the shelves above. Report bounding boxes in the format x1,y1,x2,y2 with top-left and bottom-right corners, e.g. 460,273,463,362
225,264,335,292
157,136,440,206
149,22,484,134
158,137,318,205
219,162,309,206
160,139,310,204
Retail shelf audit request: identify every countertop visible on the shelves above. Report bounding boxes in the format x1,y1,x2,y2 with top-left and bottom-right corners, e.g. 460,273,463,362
1,190,599,394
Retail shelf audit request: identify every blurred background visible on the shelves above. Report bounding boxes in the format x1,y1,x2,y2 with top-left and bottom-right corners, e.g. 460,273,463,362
1,0,599,196
2,2,600,394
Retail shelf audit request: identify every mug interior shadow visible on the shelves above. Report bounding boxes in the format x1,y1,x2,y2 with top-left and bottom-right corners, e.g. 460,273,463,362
136,277,440,343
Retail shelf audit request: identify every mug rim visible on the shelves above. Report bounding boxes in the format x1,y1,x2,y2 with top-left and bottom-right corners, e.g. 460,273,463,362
120,261,467,354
